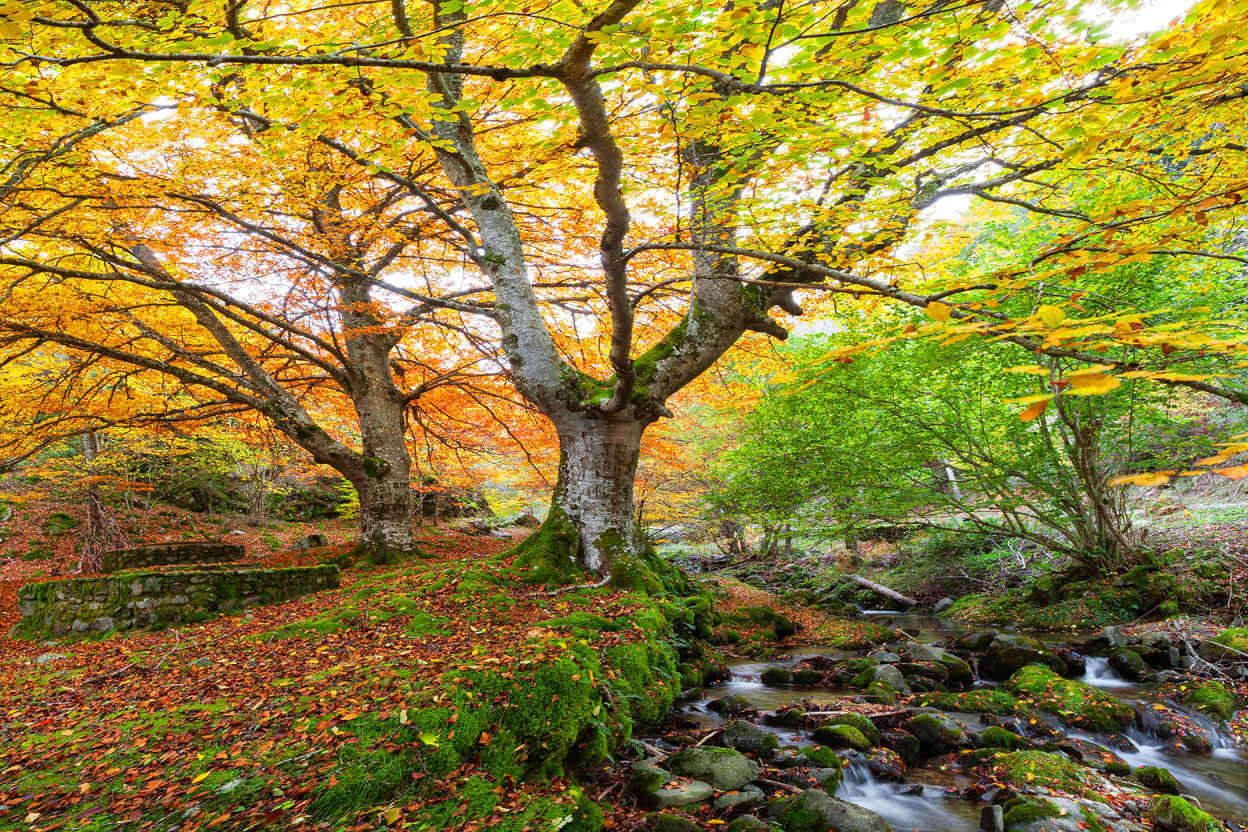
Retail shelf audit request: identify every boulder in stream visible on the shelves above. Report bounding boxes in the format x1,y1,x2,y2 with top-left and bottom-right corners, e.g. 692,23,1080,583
881,729,921,766
761,667,794,686
1149,795,1222,832
902,712,967,755
645,812,702,832
726,816,781,832
709,694,754,716
714,784,767,811
815,713,881,746
982,634,1068,681
1107,647,1149,681
668,746,760,791
1135,765,1181,795
767,788,893,832
870,664,910,693
811,723,871,751
723,720,780,757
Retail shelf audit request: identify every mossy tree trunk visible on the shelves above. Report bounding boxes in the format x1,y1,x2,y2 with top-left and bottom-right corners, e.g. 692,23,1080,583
512,414,651,582
340,277,417,562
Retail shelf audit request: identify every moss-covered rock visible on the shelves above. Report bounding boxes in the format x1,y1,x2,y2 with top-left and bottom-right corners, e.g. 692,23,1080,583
723,720,780,757
882,730,921,766
668,747,760,791
1184,681,1236,721
977,726,1030,750
815,713,881,747
1005,665,1133,733
1107,648,1148,681
1002,796,1061,830
1149,795,1224,832
902,712,966,756
992,751,1101,799
646,812,702,832
761,667,794,686
916,689,1020,715
797,744,841,768
767,788,891,832
727,816,780,832
983,635,1067,681
792,668,824,685
811,724,871,751
1135,765,1180,794
864,680,898,705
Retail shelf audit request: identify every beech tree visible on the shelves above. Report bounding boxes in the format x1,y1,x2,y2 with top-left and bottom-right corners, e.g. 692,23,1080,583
2,0,1246,577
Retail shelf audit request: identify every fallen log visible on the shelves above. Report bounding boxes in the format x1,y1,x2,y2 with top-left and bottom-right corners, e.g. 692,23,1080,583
849,574,917,607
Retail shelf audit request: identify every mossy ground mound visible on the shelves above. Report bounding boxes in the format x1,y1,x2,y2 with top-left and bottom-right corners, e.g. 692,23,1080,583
0,529,715,832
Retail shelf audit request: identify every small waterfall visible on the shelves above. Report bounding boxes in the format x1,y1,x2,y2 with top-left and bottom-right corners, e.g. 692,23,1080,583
1083,656,1133,688
836,760,974,832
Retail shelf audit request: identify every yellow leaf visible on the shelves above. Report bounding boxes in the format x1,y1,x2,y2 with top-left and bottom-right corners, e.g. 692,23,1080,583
1005,393,1053,405
1109,472,1174,487
925,301,952,322
1037,305,1065,328
1004,365,1049,375
383,807,402,824
1214,465,1248,480
192,772,211,784
1064,372,1121,395
1020,400,1048,421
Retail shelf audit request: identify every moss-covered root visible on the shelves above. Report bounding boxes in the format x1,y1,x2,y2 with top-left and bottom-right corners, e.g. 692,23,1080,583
507,505,585,584
508,507,694,596
1149,795,1225,832
347,539,428,566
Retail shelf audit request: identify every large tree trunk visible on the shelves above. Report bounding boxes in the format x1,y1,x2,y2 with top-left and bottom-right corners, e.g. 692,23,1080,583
348,381,416,562
515,413,651,581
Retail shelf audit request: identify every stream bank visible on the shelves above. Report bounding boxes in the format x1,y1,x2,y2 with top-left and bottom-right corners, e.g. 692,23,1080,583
623,599,1246,832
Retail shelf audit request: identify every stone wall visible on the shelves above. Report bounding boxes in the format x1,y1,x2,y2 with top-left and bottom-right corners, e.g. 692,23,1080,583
16,565,339,636
100,542,245,573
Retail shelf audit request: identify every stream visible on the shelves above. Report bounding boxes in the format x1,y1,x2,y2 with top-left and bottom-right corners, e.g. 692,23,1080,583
667,611,1247,831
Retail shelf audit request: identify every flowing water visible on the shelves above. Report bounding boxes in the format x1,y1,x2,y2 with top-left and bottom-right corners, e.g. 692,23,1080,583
668,613,1248,829
1078,657,1248,824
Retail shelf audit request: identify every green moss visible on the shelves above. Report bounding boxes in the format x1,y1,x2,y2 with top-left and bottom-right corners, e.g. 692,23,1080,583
812,723,870,751
798,744,841,767
43,512,79,535
993,750,1102,799
978,726,1029,750
918,689,1020,715
1003,796,1060,829
761,667,793,685
1006,665,1134,732
1184,681,1236,720
865,680,897,705
1136,765,1180,794
411,779,602,831
1211,627,1248,656
405,610,453,637
815,713,881,746
361,456,388,479
507,503,584,585
538,611,623,632
1149,795,1223,832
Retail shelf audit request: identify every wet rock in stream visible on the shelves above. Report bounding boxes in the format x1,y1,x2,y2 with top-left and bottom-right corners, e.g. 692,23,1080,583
767,788,892,832
668,747,761,791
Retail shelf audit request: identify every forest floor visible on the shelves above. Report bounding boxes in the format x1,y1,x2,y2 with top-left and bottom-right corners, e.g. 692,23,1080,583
0,495,870,832
5,493,1247,832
